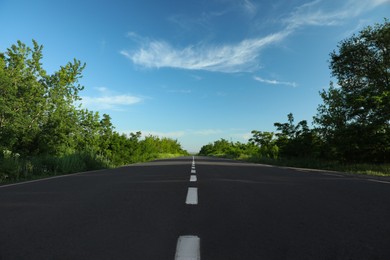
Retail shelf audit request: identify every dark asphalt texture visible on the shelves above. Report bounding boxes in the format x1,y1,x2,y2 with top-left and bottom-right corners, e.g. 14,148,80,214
1,156,390,259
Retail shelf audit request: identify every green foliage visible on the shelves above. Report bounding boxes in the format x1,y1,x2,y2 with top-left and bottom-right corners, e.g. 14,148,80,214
199,139,258,159
314,19,390,163
200,20,389,170
0,40,86,156
0,150,113,182
249,130,279,159
104,132,188,165
274,113,319,158
200,19,390,176
0,40,188,183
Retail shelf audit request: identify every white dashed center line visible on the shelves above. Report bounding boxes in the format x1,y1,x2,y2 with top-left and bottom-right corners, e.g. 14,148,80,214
175,158,200,258
175,235,200,260
186,187,198,205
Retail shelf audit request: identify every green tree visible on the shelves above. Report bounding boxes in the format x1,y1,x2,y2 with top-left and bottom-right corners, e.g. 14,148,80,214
0,40,86,156
41,57,85,155
99,114,114,157
314,19,390,162
0,40,48,154
1,40,189,182
75,109,101,153
274,113,318,158
249,131,278,159
198,143,214,156
198,139,256,159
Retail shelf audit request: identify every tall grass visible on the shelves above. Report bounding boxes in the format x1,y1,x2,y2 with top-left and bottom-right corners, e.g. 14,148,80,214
203,152,390,177
0,151,113,184
245,156,390,177
155,153,187,159
0,151,188,184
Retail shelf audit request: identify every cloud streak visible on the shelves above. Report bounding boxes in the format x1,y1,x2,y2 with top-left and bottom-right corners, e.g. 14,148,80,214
121,0,389,73
80,87,143,110
121,32,287,73
240,0,257,16
285,0,389,29
81,95,142,110
253,76,297,87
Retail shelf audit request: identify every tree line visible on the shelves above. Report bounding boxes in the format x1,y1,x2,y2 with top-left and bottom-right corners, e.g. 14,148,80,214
200,20,390,165
0,40,187,182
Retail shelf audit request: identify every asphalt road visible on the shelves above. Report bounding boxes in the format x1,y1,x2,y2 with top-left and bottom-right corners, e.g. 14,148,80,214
1,156,390,259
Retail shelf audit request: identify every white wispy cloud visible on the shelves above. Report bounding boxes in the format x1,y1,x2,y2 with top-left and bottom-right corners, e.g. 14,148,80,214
81,95,142,109
285,0,389,29
241,0,257,16
121,31,287,73
95,86,108,92
80,95,142,111
285,0,340,29
80,87,143,111
253,76,297,87
121,0,389,73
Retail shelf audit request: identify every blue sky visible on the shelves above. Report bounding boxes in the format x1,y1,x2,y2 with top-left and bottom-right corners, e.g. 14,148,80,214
1,0,389,153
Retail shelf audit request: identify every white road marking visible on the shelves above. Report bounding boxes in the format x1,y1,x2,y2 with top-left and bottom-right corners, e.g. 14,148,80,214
186,187,198,205
367,179,390,184
0,170,102,188
190,175,197,182
175,235,200,260
191,169,196,174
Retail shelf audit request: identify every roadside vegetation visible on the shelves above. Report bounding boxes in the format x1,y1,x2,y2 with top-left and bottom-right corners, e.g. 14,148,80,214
199,20,390,177
0,41,187,184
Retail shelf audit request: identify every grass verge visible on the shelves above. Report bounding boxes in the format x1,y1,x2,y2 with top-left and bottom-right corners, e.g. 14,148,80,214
207,153,390,177
1,152,188,185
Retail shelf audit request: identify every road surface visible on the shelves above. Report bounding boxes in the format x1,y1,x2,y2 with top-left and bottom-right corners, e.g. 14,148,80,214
1,156,390,259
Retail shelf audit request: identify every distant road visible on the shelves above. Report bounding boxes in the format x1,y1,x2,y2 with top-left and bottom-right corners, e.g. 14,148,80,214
1,156,390,259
